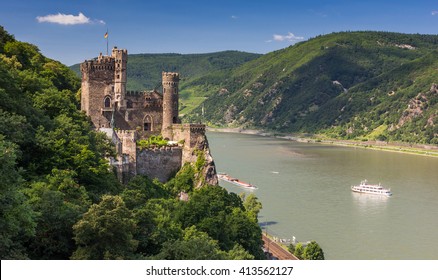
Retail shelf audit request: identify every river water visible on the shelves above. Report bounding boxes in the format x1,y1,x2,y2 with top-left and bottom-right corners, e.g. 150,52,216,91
206,132,438,260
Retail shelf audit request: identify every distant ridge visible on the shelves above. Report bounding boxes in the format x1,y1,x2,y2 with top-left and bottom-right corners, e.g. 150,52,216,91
70,50,261,90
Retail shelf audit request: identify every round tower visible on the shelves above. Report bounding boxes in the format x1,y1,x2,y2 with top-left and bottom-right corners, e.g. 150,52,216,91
162,72,180,139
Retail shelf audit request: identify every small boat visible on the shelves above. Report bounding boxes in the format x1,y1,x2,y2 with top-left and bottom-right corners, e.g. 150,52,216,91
351,180,392,196
218,173,257,189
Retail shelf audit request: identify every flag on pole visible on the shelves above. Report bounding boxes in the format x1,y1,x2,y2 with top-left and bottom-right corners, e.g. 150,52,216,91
104,32,108,38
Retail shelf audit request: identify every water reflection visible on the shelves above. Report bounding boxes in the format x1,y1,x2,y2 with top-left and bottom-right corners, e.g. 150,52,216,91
351,192,389,212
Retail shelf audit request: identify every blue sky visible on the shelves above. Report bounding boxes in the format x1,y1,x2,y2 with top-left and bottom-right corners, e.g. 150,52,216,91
1,0,438,65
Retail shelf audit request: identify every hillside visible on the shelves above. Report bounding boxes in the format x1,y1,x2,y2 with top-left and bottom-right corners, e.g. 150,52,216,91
188,32,438,144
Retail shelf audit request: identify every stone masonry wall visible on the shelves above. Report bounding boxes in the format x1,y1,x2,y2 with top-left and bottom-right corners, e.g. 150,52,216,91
136,147,183,182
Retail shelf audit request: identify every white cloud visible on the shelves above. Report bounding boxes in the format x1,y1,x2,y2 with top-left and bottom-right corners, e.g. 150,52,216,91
270,32,304,42
432,11,438,16
36,12,104,25
231,15,238,19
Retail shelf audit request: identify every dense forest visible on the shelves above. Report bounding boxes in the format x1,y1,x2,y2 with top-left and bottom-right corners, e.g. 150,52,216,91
0,26,264,260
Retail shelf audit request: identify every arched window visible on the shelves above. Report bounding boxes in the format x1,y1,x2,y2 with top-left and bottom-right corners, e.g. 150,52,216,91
127,100,133,109
144,115,152,131
104,96,111,108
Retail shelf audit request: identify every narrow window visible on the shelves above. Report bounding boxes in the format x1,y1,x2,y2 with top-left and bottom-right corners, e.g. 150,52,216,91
104,96,111,108
144,115,152,131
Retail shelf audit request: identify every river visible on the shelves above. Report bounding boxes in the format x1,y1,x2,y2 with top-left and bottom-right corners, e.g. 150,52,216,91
206,131,438,260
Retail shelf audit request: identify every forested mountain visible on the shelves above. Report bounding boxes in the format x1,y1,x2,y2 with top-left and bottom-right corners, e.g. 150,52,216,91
188,32,438,144
1,26,263,260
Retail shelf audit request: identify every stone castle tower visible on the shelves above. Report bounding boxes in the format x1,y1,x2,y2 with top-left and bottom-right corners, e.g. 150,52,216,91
80,47,218,185
162,72,180,139
113,48,128,110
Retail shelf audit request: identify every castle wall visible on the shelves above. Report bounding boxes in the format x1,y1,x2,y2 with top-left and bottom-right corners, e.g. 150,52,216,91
113,130,137,181
136,147,183,182
172,124,206,162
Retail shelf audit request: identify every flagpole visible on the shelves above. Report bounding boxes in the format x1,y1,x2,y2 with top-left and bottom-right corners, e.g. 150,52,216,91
106,29,109,56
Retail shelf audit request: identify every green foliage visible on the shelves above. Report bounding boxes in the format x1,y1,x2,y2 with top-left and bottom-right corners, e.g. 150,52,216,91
165,163,195,195
25,169,91,259
194,149,206,172
155,226,226,260
302,241,325,260
293,242,304,259
0,136,35,259
242,193,263,221
121,175,169,209
0,26,122,259
176,185,264,259
137,134,169,149
72,195,138,259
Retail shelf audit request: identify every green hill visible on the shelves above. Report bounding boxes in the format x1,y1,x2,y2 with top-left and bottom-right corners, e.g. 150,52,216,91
188,31,438,144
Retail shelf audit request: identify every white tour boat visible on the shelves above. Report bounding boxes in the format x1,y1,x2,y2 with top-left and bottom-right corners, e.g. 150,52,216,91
351,180,392,196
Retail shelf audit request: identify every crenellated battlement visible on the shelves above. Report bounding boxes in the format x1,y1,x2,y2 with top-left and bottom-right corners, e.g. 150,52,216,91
172,123,206,134
81,54,115,73
162,72,180,84
111,46,128,56
116,129,137,137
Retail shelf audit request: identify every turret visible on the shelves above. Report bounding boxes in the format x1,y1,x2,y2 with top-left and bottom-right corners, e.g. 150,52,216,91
161,72,180,139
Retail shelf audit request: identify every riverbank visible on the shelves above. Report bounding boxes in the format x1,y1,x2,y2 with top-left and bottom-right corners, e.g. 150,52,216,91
207,127,438,157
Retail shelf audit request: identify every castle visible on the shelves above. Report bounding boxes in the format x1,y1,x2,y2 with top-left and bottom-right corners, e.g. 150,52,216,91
80,47,217,185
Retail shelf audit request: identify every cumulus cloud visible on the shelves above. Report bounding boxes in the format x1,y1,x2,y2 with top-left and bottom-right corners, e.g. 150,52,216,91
36,12,104,25
268,32,304,43
432,10,438,16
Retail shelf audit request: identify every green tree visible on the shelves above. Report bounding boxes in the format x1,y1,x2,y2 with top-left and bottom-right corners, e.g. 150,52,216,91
242,193,262,221
225,244,255,260
25,169,91,259
121,175,168,209
155,226,225,260
294,242,304,260
0,136,35,259
165,163,195,195
225,208,264,259
72,195,138,259
302,241,325,260
139,198,182,256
